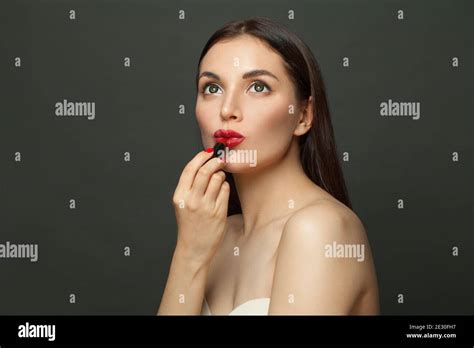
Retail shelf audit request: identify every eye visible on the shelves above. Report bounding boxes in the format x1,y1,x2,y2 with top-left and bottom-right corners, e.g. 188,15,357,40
202,83,222,95
249,81,271,93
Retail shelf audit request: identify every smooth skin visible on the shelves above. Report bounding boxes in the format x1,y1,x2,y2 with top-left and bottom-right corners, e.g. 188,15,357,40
157,151,229,315
158,34,379,315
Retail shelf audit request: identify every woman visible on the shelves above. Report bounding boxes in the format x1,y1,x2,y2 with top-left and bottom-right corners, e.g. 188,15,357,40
158,17,379,315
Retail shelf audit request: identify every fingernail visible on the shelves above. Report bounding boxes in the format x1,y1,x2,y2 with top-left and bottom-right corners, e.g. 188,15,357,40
204,148,213,153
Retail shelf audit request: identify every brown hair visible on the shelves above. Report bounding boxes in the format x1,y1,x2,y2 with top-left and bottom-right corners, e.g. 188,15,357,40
195,17,352,214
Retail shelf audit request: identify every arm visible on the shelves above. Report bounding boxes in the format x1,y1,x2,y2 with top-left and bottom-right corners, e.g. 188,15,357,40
268,203,372,315
157,149,229,315
157,245,209,315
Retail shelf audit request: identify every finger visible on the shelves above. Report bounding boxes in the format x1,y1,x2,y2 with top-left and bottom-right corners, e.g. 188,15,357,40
191,157,226,198
215,180,230,213
204,171,226,202
176,150,214,193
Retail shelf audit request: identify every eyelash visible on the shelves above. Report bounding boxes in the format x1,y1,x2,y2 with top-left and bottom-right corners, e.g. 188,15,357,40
201,81,272,95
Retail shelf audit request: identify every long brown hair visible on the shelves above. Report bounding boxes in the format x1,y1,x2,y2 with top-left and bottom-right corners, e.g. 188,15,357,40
195,17,352,215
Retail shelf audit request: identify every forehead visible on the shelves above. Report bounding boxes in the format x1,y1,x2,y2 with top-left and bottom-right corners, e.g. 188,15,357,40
200,35,288,77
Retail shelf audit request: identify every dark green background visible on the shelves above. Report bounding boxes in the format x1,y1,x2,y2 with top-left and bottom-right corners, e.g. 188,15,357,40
0,0,472,314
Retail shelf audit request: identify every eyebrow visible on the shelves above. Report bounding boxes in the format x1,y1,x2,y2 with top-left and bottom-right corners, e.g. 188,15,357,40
198,69,280,82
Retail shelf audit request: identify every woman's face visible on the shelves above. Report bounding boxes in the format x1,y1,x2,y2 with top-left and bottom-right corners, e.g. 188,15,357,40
195,34,305,173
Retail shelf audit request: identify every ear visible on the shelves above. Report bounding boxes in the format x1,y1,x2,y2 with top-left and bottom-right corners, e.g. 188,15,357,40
293,96,313,136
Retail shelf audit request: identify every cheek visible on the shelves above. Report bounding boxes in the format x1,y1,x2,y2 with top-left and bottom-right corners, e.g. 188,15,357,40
195,101,218,134
239,97,296,168
245,97,295,145
195,101,208,129
195,101,217,149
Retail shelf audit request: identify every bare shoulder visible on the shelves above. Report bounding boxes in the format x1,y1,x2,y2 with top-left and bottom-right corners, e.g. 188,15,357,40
282,199,367,245
268,199,378,314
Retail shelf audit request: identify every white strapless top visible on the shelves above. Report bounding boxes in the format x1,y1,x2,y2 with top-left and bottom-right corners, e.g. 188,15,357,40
201,297,270,315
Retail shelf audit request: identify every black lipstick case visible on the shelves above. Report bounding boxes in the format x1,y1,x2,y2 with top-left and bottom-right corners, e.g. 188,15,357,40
212,142,226,158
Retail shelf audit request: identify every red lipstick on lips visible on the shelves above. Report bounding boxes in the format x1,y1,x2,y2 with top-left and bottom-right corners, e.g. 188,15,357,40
213,129,245,148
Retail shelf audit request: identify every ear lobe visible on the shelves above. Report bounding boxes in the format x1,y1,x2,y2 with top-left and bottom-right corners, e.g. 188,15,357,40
294,122,312,136
294,96,313,136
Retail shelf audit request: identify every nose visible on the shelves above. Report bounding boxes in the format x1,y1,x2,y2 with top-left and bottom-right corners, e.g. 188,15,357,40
220,88,242,122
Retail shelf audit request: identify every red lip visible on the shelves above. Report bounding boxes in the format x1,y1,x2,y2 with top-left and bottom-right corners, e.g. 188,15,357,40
213,129,245,148
214,129,244,138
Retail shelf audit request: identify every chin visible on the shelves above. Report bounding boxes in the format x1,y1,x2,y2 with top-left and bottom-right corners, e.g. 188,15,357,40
223,161,259,174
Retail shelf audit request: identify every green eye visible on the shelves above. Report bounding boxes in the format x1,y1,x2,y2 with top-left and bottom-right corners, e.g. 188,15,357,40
202,81,270,95
203,83,221,94
250,81,270,93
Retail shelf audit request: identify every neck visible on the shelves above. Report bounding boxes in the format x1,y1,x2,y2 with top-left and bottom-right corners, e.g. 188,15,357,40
232,138,317,237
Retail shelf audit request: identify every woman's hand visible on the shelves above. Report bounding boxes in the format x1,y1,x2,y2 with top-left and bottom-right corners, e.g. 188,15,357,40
172,149,230,268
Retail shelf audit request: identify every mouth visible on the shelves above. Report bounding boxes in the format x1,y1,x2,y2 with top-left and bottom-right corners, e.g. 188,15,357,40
213,129,245,148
